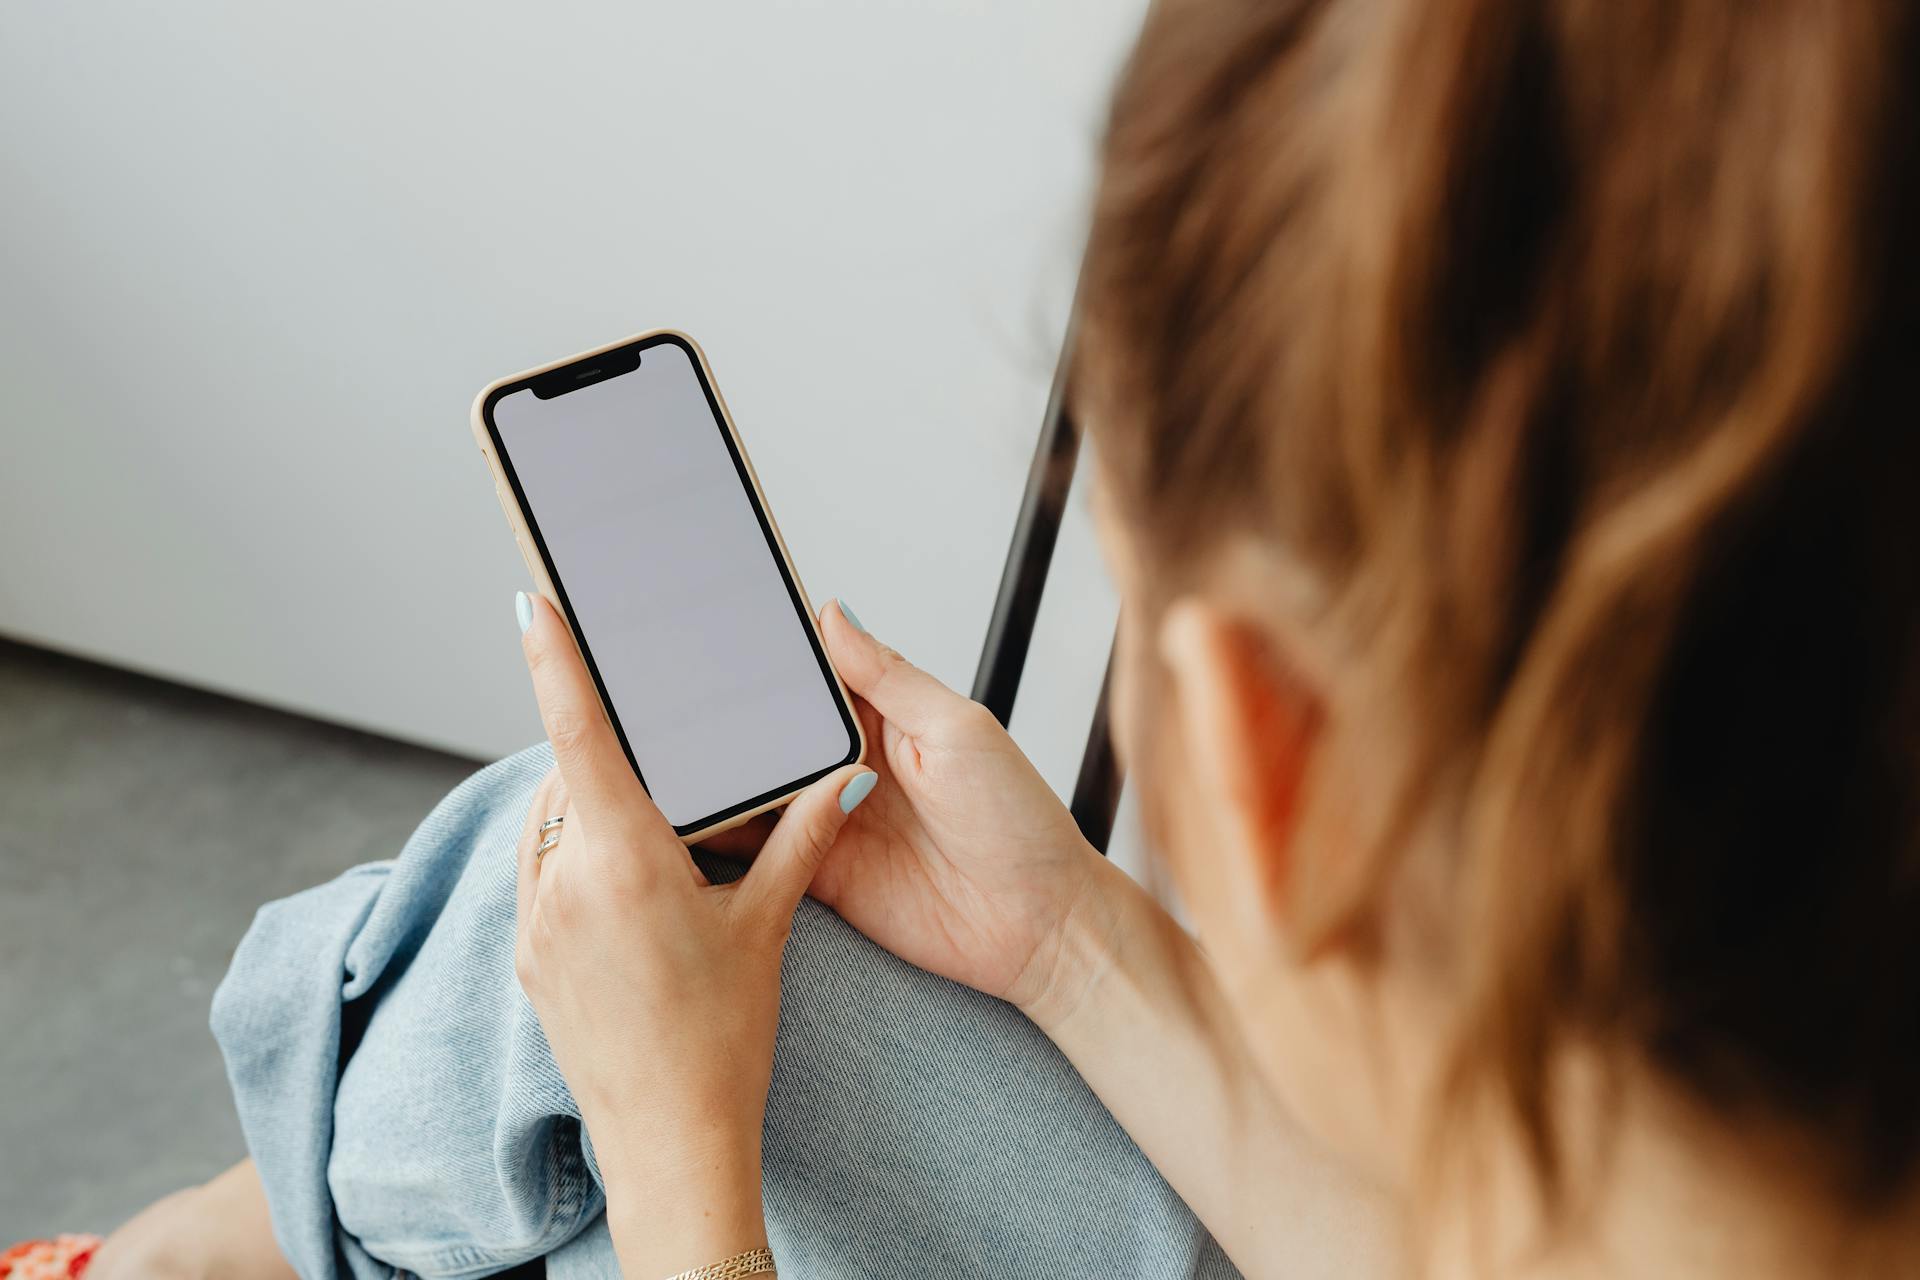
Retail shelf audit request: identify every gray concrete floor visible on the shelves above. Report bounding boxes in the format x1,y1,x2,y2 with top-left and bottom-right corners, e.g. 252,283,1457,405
0,639,485,1241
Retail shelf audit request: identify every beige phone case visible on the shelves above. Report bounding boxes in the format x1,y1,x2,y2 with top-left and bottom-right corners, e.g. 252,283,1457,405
469,328,867,845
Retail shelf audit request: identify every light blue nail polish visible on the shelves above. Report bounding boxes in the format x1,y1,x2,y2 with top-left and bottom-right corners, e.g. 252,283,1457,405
515,591,533,634
838,601,867,634
839,770,878,814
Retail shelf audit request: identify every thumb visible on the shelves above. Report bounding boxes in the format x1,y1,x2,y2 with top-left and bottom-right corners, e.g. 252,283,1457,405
821,600,964,738
739,764,877,920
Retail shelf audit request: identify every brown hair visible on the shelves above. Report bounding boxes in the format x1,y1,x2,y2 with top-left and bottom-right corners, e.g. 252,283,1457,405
1079,0,1920,1217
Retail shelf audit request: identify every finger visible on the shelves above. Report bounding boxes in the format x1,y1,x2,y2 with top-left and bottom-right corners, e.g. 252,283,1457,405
515,770,568,927
853,696,889,773
821,600,960,738
518,591,664,833
738,764,877,921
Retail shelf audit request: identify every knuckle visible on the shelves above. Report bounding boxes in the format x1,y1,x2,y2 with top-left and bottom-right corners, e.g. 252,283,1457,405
791,829,832,872
524,631,559,676
949,697,1001,738
544,708,595,761
784,806,842,871
525,774,560,829
811,796,847,845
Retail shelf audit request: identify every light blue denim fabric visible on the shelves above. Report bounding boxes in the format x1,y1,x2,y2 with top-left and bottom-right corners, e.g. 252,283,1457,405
211,746,1239,1279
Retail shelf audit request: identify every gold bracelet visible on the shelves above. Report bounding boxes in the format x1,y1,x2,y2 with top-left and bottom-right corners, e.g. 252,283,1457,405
662,1246,776,1280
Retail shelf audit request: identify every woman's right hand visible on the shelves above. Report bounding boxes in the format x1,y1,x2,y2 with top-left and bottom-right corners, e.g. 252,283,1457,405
793,601,1122,1020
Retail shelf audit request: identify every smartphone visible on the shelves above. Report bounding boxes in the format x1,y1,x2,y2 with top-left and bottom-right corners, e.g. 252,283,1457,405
471,330,864,843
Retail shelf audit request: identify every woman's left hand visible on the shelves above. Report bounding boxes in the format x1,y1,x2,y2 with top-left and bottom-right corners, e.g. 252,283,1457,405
512,591,873,1278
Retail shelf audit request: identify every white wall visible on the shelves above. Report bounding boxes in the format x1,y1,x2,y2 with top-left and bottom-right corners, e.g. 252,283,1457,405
0,1,1143,789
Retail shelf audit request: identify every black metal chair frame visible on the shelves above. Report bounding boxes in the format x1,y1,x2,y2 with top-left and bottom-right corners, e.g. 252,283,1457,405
967,322,1125,854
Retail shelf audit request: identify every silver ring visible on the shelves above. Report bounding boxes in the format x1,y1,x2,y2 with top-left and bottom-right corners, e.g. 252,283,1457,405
536,814,565,859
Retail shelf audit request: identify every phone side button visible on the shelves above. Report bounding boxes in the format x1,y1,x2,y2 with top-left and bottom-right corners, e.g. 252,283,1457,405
515,534,539,579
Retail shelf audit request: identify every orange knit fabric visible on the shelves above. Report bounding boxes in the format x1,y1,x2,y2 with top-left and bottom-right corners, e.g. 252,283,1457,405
0,1235,102,1279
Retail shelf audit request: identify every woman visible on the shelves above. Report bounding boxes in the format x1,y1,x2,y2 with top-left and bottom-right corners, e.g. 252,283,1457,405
510,0,1920,1269
96,0,1920,1275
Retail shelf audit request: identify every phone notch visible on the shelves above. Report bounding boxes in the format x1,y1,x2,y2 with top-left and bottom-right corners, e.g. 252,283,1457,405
530,345,641,399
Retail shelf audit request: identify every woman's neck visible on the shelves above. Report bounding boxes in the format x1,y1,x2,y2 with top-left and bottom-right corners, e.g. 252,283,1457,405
1425,1079,1920,1280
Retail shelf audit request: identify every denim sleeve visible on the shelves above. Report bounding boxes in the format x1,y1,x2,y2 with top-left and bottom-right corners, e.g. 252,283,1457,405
215,744,1239,1280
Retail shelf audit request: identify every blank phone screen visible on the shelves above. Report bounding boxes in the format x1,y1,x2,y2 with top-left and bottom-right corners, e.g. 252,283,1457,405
484,334,858,832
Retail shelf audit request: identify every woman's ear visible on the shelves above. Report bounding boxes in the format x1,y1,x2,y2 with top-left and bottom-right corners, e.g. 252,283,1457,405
1158,599,1324,951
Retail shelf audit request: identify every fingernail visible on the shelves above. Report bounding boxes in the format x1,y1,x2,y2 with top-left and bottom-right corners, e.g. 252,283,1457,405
838,769,878,814
516,591,533,634
837,600,866,634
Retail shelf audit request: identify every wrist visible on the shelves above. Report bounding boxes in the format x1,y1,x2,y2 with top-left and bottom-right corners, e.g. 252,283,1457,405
593,1122,768,1277
605,1198,767,1280
1014,853,1143,1033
